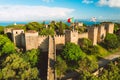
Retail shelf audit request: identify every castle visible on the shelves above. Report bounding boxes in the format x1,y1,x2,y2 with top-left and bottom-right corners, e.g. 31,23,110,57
4,22,114,80
4,22,114,52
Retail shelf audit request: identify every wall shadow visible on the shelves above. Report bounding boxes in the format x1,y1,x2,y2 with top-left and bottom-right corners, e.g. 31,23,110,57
38,51,48,80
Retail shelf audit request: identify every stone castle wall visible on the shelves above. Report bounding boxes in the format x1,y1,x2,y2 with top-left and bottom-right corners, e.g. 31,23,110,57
70,30,78,44
38,36,48,52
88,27,98,45
54,35,65,50
47,36,55,80
78,32,88,39
106,23,114,33
65,30,78,44
97,25,106,43
25,31,39,50
12,29,24,47
4,28,13,34
24,31,49,52
4,23,114,51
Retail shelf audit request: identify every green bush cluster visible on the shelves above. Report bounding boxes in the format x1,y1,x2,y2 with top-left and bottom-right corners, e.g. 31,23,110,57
0,35,41,80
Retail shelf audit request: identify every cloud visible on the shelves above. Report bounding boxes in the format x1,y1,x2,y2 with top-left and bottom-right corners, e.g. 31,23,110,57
82,0,93,4
98,0,120,8
0,5,74,21
42,0,53,3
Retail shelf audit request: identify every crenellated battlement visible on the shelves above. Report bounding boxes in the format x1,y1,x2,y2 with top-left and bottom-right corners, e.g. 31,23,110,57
71,30,78,33
54,35,65,38
38,35,48,38
25,31,38,37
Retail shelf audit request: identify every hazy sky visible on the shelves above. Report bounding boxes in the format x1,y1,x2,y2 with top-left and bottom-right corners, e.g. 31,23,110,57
0,0,120,21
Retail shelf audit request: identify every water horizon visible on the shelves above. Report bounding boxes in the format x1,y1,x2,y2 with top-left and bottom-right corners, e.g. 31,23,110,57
0,20,101,27
1,19,119,27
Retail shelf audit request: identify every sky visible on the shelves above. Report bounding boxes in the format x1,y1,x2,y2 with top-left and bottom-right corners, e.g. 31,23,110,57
0,0,120,21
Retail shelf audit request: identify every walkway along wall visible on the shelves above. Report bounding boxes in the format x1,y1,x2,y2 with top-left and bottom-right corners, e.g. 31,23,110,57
47,36,56,80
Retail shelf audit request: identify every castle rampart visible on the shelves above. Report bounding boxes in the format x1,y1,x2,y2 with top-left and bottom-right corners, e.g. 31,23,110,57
12,29,24,47
38,36,48,52
78,32,88,39
4,28,13,34
106,23,114,33
88,26,98,45
65,30,78,44
25,31,39,50
4,23,114,51
54,35,65,50
97,25,106,43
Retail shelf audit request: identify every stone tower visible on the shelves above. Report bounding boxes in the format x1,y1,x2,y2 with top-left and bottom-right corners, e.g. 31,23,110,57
12,29,25,48
65,30,78,44
88,27,98,45
97,25,106,43
25,30,39,50
105,23,114,34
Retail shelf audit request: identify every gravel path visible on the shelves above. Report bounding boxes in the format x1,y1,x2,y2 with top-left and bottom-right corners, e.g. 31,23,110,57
98,50,120,67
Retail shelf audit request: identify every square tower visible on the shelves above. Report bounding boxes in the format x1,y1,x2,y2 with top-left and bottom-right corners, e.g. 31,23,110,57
65,30,78,44
12,29,24,48
88,27,98,45
103,22,114,34
106,23,114,34
97,25,106,43
25,30,39,50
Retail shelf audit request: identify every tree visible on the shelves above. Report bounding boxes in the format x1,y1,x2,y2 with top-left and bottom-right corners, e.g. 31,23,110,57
0,26,4,34
55,21,69,35
98,61,120,80
79,71,98,80
39,28,55,36
6,24,26,31
23,49,40,67
104,33,119,50
0,53,40,80
49,21,56,29
0,35,15,56
79,38,99,54
55,56,67,79
25,22,43,31
114,23,119,33
78,56,98,72
62,42,85,62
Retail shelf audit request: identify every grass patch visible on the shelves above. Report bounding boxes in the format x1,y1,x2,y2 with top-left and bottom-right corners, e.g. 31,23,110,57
96,45,110,57
85,45,120,62
86,45,110,61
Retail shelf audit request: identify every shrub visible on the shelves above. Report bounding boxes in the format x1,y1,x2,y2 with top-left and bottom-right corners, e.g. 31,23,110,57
104,33,119,50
